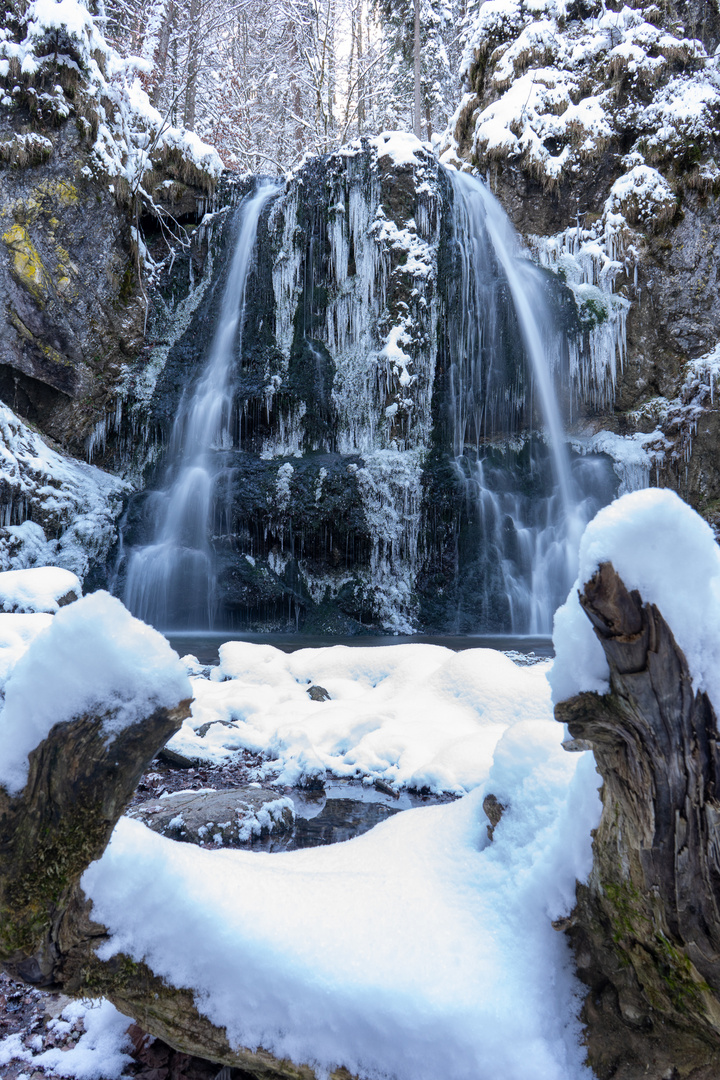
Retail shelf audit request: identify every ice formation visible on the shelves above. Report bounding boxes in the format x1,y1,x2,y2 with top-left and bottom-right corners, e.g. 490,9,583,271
0,401,129,580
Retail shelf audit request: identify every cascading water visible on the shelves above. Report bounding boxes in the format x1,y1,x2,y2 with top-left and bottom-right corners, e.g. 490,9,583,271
123,182,279,629
447,170,610,634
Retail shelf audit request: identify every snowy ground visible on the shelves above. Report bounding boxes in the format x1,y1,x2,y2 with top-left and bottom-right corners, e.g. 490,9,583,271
0,577,602,1080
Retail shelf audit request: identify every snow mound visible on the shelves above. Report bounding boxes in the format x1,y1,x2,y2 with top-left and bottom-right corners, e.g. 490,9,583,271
85,716,600,1080
0,591,191,796
0,611,53,693
0,997,133,1080
551,489,720,709
168,641,552,794
0,565,81,613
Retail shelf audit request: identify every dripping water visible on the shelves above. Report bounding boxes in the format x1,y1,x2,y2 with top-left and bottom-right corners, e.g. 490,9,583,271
447,171,611,634
123,182,279,629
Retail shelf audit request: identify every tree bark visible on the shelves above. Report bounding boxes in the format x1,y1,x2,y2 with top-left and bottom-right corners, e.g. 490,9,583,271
151,0,177,109
413,0,421,140
183,0,202,130
556,561,720,1079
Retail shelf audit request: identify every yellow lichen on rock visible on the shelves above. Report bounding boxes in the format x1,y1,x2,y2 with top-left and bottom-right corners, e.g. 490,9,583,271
2,223,51,303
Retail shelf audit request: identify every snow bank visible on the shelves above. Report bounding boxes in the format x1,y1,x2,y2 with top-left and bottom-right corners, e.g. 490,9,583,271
0,591,190,795
0,565,81,613
85,722,599,1080
0,997,133,1080
550,489,720,708
169,642,552,794
0,611,53,692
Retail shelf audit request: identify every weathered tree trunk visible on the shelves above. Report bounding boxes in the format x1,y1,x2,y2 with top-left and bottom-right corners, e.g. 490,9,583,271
0,684,351,1080
556,561,720,1079
151,0,177,108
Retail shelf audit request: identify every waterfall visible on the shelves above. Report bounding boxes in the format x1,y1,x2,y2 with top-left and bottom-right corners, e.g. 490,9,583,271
123,182,279,630
447,170,608,634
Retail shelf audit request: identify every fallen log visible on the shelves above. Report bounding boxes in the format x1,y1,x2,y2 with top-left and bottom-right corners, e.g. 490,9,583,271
556,561,720,1079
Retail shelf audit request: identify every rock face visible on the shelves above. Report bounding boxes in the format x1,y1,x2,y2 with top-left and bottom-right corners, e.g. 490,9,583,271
114,135,620,634
0,0,221,586
556,562,720,1078
443,0,720,523
0,109,145,454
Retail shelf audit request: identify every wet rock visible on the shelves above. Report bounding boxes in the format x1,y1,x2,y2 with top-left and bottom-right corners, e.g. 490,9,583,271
373,779,399,799
129,786,295,847
157,747,197,769
307,684,330,702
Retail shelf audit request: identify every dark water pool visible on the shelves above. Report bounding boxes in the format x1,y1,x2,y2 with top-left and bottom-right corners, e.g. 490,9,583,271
165,631,553,665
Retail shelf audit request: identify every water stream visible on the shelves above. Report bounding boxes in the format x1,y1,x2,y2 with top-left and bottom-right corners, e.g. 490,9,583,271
447,171,609,633
124,182,279,629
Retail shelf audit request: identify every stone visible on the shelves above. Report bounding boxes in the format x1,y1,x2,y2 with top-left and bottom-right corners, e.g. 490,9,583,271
128,787,295,847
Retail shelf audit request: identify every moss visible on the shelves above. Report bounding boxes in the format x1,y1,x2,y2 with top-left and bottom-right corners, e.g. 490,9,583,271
119,259,135,304
2,222,51,303
602,879,649,943
0,795,108,959
653,932,713,1015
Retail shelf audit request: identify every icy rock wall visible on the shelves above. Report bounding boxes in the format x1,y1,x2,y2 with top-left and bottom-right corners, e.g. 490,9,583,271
258,135,443,631
201,138,441,633
440,0,720,523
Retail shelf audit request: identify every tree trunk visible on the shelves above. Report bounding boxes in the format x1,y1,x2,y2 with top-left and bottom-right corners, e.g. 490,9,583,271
556,561,720,1079
183,0,202,130
413,0,421,140
151,0,177,109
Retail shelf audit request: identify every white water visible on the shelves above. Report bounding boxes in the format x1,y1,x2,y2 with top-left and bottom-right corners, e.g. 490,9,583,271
448,171,605,633
124,183,279,629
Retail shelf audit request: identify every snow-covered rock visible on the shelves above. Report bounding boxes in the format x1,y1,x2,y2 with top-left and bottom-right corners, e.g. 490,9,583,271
0,565,81,613
0,401,128,581
0,590,190,795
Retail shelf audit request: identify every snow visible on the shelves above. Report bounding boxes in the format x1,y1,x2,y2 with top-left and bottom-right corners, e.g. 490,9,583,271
168,641,553,795
0,566,81,613
550,489,720,711
0,586,606,1078
0,612,53,692
84,726,599,1080
369,130,428,166
0,590,190,796
0,998,133,1080
0,401,129,582
0,0,223,194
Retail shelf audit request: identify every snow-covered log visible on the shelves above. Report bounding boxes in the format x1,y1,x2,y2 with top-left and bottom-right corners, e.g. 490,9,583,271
556,559,720,1078
0,592,359,1079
